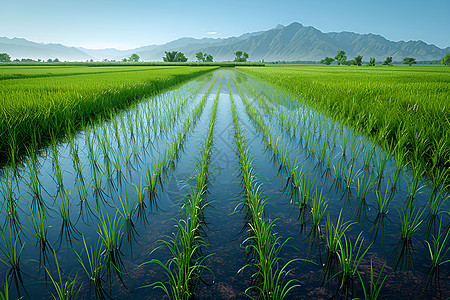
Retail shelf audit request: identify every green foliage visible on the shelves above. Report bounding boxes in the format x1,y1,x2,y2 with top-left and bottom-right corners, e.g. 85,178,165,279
128,53,140,62
369,57,376,66
234,50,249,62
239,65,450,188
320,57,335,65
354,55,363,66
334,50,347,65
382,56,393,66
441,54,450,66
195,52,213,62
163,51,188,62
0,65,215,164
402,57,416,66
0,53,11,62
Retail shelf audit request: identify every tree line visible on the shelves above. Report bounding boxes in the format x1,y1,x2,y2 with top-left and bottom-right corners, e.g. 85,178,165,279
320,51,450,66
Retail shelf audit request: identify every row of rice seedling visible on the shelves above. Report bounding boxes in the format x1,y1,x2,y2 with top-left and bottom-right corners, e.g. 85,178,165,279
0,72,221,298
0,66,217,166
231,72,448,298
238,65,450,190
143,71,224,298
229,76,303,299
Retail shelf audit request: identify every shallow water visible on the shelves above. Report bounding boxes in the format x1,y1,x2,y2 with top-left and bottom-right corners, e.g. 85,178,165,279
0,69,448,299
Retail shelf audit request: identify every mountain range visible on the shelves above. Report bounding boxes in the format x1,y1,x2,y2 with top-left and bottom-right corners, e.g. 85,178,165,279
1,22,449,62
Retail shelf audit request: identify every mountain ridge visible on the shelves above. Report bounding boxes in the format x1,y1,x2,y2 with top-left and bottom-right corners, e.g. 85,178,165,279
1,22,448,62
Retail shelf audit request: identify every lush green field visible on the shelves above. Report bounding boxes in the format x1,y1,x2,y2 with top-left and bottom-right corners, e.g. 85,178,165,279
238,65,450,189
0,65,217,164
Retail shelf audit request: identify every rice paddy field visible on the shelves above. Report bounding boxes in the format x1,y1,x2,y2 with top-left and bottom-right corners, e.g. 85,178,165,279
0,65,449,299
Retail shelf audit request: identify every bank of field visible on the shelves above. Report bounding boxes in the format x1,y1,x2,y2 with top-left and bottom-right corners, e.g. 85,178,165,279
0,66,217,163
238,65,450,188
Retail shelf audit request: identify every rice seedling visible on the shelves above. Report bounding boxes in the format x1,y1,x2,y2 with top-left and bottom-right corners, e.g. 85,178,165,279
25,203,52,268
55,188,80,249
394,203,425,271
0,275,9,300
0,168,22,234
356,171,373,201
230,77,303,299
424,218,450,291
45,249,82,300
334,231,372,298
357,260,388,300
75,235,107,298
321,211,354,286
375,181,394,216
97,210,124,278
0,229,26,297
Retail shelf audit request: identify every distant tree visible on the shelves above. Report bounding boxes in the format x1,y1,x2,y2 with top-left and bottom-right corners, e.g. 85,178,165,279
163,51,187,62
0,53,11,62
129,53,140,62
53,58,60,62
402,57,416,66
354,55,363,66
234,51,249,62
369,57,376,66
122,58,128,62
334,50,347,65
196,51,204,62
205,54,213,62
196,52,214,62
440,54,450,66
47,58,53,63
320,57,335,65
90,59,94,62
382,56,393,66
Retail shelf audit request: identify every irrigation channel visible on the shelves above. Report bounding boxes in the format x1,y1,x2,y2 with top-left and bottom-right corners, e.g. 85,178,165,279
0,69,449,299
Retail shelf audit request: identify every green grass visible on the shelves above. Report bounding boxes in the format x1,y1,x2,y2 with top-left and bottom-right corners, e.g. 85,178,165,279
238,65,450,189
0,65,217,165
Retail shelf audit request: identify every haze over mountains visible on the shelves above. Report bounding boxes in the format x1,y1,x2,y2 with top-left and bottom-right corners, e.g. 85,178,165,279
1,22,448,62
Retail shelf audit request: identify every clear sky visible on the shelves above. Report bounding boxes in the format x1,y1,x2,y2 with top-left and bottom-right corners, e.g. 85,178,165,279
1,0,449,49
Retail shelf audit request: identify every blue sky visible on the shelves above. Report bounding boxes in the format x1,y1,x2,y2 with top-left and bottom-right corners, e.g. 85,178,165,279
1,0,449,49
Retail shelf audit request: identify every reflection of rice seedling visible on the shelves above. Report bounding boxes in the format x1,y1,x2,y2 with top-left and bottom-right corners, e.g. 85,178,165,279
0,169,22,233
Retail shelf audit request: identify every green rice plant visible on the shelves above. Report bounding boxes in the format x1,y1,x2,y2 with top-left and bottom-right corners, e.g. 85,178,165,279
0,229,26,296
45,249,82,300
50,133,64,190
140,219,213,299
0,275,9,300
362,144,375,169
424,218,450,290
299,173,316,211
405,168,425,201
335,231,372,298
357,260,388,300
25,203,52,267
75,235,106,298
394,204,425,271
373,151,389,184
321,211,354,286
55,188,80,249
97,210,124,278
375,181,394,216
343,163,358,192
115,189,139,247
0,169,22,234
356,171,373,201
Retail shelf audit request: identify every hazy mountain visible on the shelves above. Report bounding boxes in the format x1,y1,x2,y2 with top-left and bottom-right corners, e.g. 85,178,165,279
0,37,93,61
1,22,449,62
